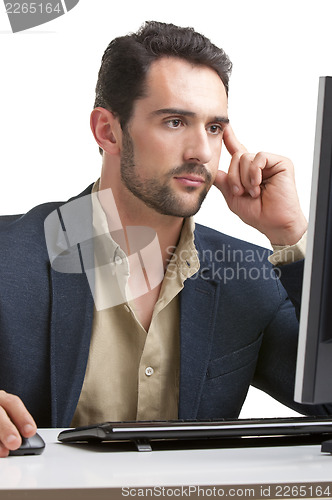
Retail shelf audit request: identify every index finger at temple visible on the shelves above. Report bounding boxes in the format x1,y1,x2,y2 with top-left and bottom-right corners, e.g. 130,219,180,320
223,124,248,156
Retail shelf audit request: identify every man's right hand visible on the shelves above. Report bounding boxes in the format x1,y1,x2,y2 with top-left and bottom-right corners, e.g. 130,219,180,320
0,390,37,457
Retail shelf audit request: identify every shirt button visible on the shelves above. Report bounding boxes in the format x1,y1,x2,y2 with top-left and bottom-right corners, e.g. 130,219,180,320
145,367,154,377
115,256,122,265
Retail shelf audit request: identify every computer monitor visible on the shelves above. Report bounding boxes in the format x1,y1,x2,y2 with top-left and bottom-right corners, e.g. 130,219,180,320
294,76,332,404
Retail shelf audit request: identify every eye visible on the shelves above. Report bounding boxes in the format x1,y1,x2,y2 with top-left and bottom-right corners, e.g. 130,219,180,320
165,119,183,129
207,124,223,135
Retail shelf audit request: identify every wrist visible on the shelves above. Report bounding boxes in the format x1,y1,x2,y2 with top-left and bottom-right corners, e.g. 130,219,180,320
267,218,308,247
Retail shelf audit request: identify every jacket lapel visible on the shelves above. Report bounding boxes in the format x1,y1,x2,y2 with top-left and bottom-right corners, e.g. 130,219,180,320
49,270,94,427
178,248,220,419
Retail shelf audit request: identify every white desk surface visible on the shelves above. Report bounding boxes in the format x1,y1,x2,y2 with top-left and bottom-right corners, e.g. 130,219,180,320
1,429,332,493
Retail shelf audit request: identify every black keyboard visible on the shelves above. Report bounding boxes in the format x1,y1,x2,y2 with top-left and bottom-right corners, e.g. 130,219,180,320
58,416,332,452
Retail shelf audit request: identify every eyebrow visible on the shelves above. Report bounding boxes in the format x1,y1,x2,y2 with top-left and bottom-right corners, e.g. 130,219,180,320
151,108,229,124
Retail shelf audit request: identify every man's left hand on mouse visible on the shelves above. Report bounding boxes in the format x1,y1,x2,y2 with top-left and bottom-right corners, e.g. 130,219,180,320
214,125,308,246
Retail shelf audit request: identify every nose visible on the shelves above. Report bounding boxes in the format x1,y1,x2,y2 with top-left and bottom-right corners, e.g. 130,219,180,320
183,127,213,164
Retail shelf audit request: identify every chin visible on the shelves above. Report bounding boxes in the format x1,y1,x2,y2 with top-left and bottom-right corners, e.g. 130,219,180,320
172,192,207,217
156,198,204,218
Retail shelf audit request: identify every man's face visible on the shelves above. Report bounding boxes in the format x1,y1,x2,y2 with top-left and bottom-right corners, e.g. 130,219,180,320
120,57,229,217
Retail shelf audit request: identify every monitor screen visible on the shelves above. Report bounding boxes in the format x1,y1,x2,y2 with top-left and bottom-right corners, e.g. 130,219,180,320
294,76,332,404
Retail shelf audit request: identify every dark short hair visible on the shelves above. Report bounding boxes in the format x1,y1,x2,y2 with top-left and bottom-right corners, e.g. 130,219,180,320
94,21,232,126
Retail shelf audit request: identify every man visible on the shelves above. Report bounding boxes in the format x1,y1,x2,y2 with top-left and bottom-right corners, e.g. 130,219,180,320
0,21,330,457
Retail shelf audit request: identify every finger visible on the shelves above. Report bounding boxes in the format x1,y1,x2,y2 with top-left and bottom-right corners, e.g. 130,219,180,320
239,153,264,198
228,152,255,196
247,151,290,197
0,404,22,452
244,152,266,197
251,152,293,180
249,154,265,184
227,152,245,196
0,391,37,451
213,170,232,200
223,124,248,156
0,391,37,437
0,442,10,458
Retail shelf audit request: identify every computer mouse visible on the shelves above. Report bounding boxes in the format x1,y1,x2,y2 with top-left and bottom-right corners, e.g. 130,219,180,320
9,432,45,456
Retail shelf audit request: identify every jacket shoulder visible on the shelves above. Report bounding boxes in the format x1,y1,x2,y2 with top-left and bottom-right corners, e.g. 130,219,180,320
0,184,94,270
0,184,93,234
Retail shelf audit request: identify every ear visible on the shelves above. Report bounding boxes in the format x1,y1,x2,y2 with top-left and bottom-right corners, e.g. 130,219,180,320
90,107,122,155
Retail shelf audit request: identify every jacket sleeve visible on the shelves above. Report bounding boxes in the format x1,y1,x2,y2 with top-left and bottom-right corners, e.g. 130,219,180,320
253,259,332,416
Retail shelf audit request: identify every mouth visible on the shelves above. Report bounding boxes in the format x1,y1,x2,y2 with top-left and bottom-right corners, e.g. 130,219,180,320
173,175,205,188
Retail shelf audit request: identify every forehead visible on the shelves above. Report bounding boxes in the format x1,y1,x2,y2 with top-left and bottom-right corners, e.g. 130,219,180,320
134,57,228,117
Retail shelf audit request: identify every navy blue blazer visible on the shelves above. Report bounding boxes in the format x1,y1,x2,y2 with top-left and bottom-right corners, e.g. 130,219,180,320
0,185,330,427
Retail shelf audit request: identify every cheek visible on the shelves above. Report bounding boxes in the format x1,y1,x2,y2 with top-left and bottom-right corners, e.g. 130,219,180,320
133,131,181,168
213,136,223,155
210,140,223,167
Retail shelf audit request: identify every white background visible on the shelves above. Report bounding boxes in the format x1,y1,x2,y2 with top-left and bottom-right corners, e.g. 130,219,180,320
1,0,331,417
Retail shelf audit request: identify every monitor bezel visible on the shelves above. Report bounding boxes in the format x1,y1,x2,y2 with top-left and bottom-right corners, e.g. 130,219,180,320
294,76,332,404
